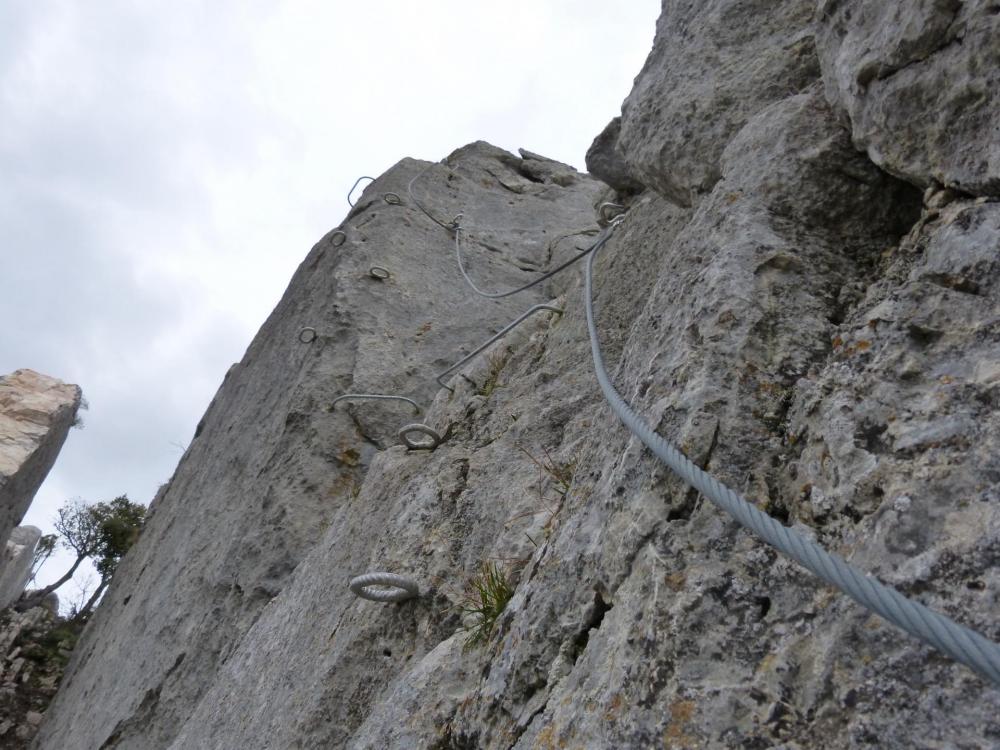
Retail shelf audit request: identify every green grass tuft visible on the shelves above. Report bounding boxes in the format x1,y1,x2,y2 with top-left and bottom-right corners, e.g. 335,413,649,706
477,351,509,398
460,561,515,650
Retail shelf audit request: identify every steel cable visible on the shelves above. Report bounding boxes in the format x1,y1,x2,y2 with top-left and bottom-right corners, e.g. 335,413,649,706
453,228,601,300
583,227,1000,687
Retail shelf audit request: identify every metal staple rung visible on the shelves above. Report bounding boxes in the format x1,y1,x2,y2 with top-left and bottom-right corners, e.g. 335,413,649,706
435,304,563,391
347,175,376,207
349,573,419,603
331,394,421,413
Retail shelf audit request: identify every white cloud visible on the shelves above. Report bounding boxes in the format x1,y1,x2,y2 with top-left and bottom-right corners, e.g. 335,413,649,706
0,0,659,601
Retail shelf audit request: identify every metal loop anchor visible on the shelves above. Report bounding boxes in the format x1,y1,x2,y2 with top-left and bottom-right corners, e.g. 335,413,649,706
369,266,391,280
436,304,563,391
298,327,318,344
349,572,419,603
598,202,626,223
331,394,421,413
398,423,442,450
383,192,402,205
348,176,376,207
329,230,347,247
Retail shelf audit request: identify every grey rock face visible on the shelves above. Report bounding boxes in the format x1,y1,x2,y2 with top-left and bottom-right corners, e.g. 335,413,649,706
585,117,645,194
615,0,820,205
0,526,42,610
816,0,1000,196
34,2,1000,748
0,370,81,551
34,145,604,750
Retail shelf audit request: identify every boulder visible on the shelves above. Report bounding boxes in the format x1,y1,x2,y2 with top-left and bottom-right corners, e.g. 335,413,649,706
614,0,820,205
816,0,1000,196
0,526,42,610
0,370,81,550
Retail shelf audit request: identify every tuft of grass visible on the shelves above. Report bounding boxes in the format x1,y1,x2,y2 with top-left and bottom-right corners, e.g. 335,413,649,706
477,351,509,398
459,561,515,650
518,445,575,496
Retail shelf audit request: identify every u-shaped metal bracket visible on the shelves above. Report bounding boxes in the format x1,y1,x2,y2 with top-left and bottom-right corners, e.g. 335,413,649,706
435,304,563,391
331,394,422,413
348,176,376,207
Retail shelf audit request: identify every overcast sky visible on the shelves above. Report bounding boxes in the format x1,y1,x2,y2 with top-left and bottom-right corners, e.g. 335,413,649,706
0,1,658,604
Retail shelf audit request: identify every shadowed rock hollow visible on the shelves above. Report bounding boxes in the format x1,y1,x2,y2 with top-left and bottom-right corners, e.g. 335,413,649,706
33,3,1000,748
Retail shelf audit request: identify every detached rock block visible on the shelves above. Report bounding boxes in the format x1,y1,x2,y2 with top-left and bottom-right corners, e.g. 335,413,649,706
0,370,81,551
0,526,42,610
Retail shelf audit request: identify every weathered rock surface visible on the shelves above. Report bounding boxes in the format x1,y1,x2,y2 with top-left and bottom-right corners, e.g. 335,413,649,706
613,0,820,205
0,370,81,552
585,117,645,195
34,145,605,750
0,604,78,750
34,2,1000,748
0,527,42,610
816,0,1000,196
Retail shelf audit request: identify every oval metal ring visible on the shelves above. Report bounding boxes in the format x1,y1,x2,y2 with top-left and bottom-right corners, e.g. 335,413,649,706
329,230,346,247
369,266,390,280
349,572,419,603
298,327,317,344
383,192,403,205
398,423,442,450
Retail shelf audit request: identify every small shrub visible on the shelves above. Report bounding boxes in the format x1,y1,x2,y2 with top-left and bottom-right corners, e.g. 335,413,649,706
459,561,515,650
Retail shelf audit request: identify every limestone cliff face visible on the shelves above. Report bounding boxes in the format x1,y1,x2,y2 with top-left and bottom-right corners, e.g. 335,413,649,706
36,2,1000,748
0,370,81,552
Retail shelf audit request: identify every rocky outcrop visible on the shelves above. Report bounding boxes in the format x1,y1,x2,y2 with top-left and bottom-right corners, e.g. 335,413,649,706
0,371,81,551
34,145,605,750
585,117,645,195
0,527,42,610
0,605,80,749
610,0,820,205
816,0,1000,196
34,2,1000,748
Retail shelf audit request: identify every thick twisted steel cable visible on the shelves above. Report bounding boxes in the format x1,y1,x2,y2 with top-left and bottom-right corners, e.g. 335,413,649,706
453,228,602,300
436,304,563,391
584,231,1000,686
408,163,600,298
407,167,462,231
